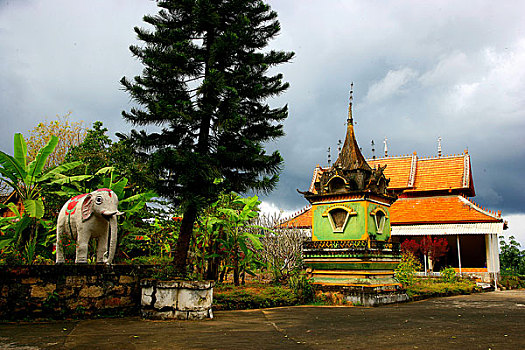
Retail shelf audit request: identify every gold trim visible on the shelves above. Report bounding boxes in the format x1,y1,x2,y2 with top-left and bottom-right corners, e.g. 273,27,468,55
312,271,394,275
321,204,357,233
312,282,402,287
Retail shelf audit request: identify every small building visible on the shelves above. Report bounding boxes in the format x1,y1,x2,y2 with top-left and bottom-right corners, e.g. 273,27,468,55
0,191,22,218
295,88,408,306
282,146,504,283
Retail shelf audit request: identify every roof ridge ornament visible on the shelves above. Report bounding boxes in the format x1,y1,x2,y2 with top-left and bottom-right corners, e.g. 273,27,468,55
332,83,371,172
348,82,353,125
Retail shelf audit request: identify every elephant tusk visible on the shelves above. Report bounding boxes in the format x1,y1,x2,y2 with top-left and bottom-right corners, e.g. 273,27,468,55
101,210,124,217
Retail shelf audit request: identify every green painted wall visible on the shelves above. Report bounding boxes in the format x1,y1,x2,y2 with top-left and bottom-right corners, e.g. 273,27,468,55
312,201,367,241
367,203,391,241
312,200,392,241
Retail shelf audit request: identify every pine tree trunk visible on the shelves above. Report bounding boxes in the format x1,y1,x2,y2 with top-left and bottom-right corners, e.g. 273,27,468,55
206,227,224,281
205,242,219,281
173,205,197,276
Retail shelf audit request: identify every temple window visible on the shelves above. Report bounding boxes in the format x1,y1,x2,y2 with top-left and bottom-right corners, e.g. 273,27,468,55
328,176,346,193
330,208,348,231
323,206,357,233
375,211,386,233
370,207,388,234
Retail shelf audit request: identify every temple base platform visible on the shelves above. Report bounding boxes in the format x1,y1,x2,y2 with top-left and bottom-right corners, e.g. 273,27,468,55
313,283,409,307
304,239,408,306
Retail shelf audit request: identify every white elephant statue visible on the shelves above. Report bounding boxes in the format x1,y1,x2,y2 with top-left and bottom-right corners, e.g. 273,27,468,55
56,188,123,264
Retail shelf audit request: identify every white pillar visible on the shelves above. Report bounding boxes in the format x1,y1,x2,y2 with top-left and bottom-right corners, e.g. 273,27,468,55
485,234,492,272
490,234,498,290
456,235,462,275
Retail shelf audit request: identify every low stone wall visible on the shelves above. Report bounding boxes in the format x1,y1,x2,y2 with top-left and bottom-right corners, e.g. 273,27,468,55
317,284,409,307
0,265,152,320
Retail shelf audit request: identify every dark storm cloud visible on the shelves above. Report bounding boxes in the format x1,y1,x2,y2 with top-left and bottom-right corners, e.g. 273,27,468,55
0,0,157,153
261,0,525,218
0,0,524,222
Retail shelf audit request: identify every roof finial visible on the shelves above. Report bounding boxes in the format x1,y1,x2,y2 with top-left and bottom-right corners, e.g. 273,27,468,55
371,140,376,159
437,136,442,157
327,147,331,166
337,139,342,154
383,137,388,157
347,82,354,125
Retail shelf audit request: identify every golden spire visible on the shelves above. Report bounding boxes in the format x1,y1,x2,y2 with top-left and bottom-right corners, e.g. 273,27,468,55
347,82,353,125
333,83,371,171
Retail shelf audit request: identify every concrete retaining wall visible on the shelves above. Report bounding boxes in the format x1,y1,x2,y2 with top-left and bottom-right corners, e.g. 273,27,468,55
141,279,214,320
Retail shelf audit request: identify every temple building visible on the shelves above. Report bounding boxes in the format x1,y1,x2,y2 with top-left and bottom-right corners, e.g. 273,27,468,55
296,86,408,306
283,120,504,284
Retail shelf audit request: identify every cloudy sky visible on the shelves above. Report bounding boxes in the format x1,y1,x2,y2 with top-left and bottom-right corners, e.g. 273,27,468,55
1,0,524,244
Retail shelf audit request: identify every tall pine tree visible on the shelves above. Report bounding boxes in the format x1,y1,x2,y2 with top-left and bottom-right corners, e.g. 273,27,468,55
121,0,294,275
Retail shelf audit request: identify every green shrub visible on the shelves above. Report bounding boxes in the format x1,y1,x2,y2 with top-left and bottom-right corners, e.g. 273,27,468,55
289,271,315,303
395,252,422,287
440,266,457,283
125,255,173,265
406,277,478,299
214,283,299,310
499,274,525,289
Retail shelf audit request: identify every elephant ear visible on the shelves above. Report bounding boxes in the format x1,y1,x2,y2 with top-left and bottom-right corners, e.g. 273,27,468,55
81,194,93,221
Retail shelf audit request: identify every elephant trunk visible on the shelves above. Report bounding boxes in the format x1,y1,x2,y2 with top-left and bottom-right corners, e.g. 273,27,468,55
106,216,118,265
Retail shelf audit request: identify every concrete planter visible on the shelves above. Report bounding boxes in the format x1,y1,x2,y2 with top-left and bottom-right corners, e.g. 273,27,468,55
140,279,214,320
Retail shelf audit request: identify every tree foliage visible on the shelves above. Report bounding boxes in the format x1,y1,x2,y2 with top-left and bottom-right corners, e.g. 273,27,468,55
420,236,449,264
499,235,525,275
120,0,294,274
65,121,153,191
26,112,86,169
400,239,420,256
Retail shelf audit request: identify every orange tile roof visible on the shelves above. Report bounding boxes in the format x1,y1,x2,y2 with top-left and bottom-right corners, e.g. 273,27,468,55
367,156,413,189
311,153,474,196
389,196,501,225
412,157,466,193
279,196,501,228
279,207,312,228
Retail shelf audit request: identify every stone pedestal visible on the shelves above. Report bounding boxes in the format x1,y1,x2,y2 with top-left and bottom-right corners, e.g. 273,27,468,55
141,279,214,320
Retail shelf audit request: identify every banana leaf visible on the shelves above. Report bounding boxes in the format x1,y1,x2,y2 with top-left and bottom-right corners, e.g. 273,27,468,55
49,174,93,185
23,198,44,218
244,232,263,250
13,215,32,243
95,166,115,175
0,238,14,250
26,135,58,182
110,177,128,199
13,133,27,171
0,151,27,184
37,161,83,182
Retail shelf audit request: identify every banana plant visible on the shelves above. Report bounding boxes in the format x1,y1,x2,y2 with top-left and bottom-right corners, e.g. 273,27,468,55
0,133,81,218
0,133,81,250
53,165,156,217
211,193,264,285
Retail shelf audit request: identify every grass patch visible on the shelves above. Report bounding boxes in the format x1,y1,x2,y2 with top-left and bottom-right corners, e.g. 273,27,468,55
213,282,300,310
406,277,480,299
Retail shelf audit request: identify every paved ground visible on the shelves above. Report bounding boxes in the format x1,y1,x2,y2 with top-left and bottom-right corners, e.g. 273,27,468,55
0,290,523,349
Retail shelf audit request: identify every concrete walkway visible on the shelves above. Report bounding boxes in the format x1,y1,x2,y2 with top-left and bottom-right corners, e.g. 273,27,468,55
0,290,524,349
